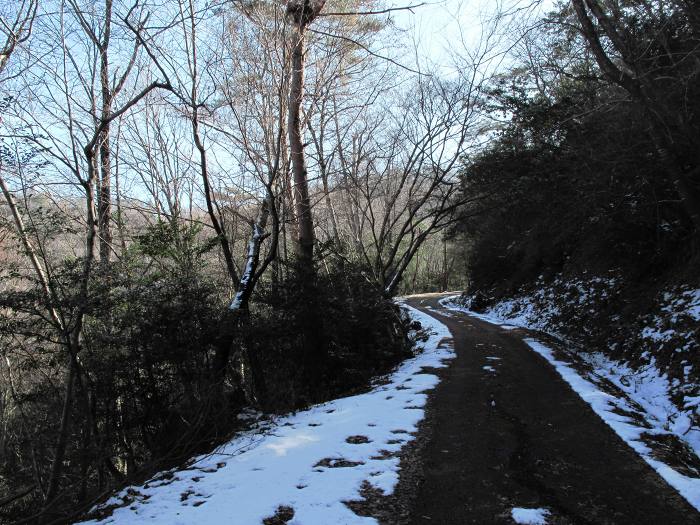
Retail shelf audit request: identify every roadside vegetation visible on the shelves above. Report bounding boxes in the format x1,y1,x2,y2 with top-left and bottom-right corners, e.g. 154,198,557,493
452,0,700,439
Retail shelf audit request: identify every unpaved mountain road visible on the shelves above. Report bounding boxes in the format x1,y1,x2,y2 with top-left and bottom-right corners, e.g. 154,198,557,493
401,294,699,525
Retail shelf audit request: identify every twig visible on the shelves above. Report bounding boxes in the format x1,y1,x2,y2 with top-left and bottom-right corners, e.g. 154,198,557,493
308,28,428,76
320,3,427,17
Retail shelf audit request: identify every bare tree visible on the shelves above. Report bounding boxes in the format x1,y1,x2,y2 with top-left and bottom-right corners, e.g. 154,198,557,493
1,0,171,510
0,0,37,77
66,0,144,265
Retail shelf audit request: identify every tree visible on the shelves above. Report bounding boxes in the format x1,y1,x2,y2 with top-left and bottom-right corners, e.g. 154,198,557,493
570,0,700,231
1,0,171,512
0,0,37,77
68,0,143,265
304,13,507,295
286,0,326,266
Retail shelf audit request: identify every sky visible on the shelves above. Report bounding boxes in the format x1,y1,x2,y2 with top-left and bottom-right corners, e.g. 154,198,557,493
391,0,554,73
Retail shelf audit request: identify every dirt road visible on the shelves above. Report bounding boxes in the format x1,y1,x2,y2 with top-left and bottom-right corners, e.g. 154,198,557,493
401,294,699,524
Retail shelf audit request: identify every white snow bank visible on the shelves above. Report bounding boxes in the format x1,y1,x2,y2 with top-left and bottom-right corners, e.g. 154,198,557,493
511,507,550,524
78,305,454,525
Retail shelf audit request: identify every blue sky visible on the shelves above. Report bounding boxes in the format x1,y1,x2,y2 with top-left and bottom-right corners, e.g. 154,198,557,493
392,0,554,72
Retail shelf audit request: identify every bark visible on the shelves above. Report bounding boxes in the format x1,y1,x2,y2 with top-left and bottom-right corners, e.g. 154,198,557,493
184,0,239,284
288,27,315,265
36,109,109,513
192,112,240,284
286,0,327,383
97,0,113,265
229,198,271,312
214,197,274,403
43,356,76,505
114,123,128,256
384,230,430,297
441,237,449,291
283,155,299,252
321,169,342,250
308,98,341,251
42,148,99,509
0,0,37,77
0,485,35,508
76,150,98,331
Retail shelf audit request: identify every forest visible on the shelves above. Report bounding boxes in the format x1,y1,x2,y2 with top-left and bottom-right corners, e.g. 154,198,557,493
1,0,699,523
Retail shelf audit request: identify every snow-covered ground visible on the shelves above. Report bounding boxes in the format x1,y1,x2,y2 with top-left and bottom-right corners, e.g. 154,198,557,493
442,295,700,512
77,305,454,525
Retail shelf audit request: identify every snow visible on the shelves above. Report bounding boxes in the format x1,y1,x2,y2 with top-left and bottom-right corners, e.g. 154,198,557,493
448,276,619,341
440,296,700,512
687,289,700,321
443,281,700,440
77,305,455,525
441,288,700,449
640,325,676,342
639,287,700,348
582,354,700,453
229,224,265,310
510,507,550,524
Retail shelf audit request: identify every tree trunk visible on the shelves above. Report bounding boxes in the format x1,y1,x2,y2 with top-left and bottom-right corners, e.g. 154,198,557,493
288,27,315,265
0,173,65,331
98,98,112,264
43,355,76,506
213,198,272,403
320,160,342,251
229,199,271,312
192,113,240,284
98,0,113,266
384,231,430,297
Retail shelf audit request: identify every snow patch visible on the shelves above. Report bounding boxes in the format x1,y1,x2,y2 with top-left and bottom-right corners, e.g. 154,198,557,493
639,287,700,349
511,507,550,524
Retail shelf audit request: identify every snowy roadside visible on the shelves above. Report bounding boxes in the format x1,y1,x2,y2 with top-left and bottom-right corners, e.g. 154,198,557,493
77,305,455,525
441,296,700,512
